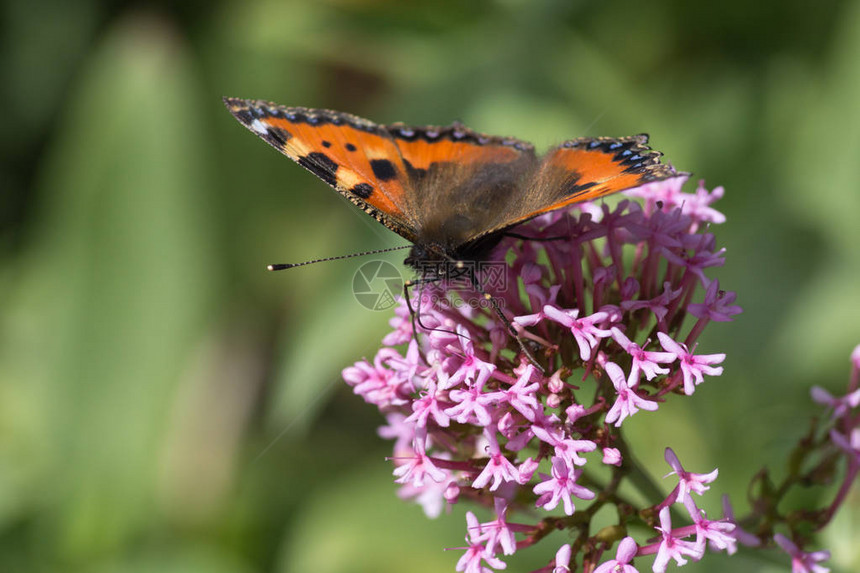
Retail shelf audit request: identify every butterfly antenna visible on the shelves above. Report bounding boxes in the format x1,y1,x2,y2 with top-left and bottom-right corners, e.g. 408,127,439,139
267,245,411,271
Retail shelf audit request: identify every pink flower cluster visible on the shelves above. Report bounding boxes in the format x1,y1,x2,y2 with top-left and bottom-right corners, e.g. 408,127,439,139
343,177,742,571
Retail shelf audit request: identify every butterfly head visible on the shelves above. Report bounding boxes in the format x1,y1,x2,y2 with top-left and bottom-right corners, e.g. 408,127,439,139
404,242,450,277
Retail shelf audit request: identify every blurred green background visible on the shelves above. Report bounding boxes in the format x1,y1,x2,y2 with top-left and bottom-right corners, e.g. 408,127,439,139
2,0,860,571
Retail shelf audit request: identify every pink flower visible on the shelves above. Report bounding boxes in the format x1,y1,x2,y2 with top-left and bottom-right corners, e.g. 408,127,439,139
477,498,518,556
446,367,497,426
683,496,736,553
542,306,613,361
377,412,415,455
652,506,705,572
829,428,860,463
657,332,725,395
593,536,639,573
688,279,742,322
811,385,860,420
393,437,446,487
455,512,508,573
686,180,726,225
405,378,451,429
602,447,622,466
773,533,831,573
660,235,726,287
531,421,597,467
338,176,738,572
483,364,542,422
611,327,675,381
343,348,412,407
620,282,682,323
664,448,719,503
604,362,659,426
553,544,572,573
448,324,497,387
533,457,595,515
472,431,520,491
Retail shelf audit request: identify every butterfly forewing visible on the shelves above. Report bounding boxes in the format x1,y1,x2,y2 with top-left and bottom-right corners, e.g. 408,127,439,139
224,98,419,242
533,135,675,213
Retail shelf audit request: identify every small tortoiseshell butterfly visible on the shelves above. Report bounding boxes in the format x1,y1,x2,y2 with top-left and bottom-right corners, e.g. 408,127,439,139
223,97,677,277
224,97,679,367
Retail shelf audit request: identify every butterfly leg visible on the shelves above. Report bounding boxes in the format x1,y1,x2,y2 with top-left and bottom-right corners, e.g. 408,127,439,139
403,276,444,338
465,269,546,374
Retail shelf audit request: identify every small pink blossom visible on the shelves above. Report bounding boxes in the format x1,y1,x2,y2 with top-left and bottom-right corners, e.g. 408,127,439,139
657,332,725,395
620,282,683,322
652,506,705,572
393,437,446,487
664,448,719,503
774,533,831,573
611,327,675,381
829,428,860,462
683,496,736,553
405,378,451,429
477,498,518,556
533,457,595,515
553,543,572,573
446,367,497,426
688,279,742,322
811,386,860,420
686,180,726,225
472,432,520,491
604,362,659,427
483,364,542,422
455,512,508,573
664,233,726,287
448,324,497,386
542,306,613,361
593,536,639,573
531,421,597,467
602,447,622,466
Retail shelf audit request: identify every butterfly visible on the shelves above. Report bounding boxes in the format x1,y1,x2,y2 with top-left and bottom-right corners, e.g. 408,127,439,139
223,97,676,278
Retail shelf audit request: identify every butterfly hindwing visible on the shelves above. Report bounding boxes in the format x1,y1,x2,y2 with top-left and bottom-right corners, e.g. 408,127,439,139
224,98,419,242
382,124,538,248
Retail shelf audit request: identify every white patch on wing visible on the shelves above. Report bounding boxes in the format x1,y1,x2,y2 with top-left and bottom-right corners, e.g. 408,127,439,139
250,119,269,135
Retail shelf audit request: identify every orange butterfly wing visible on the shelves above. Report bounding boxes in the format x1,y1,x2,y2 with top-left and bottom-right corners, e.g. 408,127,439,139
528,135,677,218
384,122,532,171
224,98,419,242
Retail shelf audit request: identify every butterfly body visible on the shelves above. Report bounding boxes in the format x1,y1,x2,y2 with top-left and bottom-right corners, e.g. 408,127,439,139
223,97,677,277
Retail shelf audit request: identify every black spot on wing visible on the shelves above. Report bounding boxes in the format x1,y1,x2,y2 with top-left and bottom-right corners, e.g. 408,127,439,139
322,140,332,148
297,152,339,187
350,183,374,199
370,159,398,182
345,143,357,152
